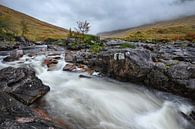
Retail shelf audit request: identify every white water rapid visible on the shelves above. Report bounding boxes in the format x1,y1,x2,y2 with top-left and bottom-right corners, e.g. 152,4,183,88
0,52,194,129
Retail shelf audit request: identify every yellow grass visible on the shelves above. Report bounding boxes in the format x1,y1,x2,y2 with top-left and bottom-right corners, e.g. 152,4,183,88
100,16,195,42
0,4,68,41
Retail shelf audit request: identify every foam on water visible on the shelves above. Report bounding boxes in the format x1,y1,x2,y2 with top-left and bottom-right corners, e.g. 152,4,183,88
0,53,194,129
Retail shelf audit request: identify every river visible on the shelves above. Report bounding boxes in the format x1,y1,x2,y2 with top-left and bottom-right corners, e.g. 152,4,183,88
0,52,194,129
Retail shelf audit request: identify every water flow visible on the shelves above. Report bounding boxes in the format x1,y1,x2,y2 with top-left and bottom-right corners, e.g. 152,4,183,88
0,53,194,129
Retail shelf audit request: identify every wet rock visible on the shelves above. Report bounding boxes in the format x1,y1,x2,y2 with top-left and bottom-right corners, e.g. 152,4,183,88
145,68,169,90
3,49,23,62
79,74,92,79
43,58,58,71
78,41,195,100
48,45,65,51
65,50,93,64
63,64,77,72
32,108,52,121
167,62,191,80
54,56,61,60
0,67,50,105
65,51,75,63
93,49,154,82
189,111,195,122
3,55,20,62
0,92,64,129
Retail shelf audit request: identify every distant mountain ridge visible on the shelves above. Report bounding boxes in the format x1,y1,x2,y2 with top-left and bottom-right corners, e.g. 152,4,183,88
99,15,195,42
0,4,68,41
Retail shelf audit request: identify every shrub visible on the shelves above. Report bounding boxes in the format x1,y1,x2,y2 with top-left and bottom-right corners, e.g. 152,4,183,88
90,43,103,53
184,32,195,42
52,39,66,46
0,32,15,41
172,35,184,41
70,42,78,49
84,34,99,44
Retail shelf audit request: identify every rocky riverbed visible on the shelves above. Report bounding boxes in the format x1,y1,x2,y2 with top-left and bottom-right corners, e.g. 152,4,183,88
0,40,195,129
0,66,70,128
65,40,195,101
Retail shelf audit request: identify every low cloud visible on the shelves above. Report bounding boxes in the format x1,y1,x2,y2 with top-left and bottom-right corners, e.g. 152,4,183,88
1,0,195,34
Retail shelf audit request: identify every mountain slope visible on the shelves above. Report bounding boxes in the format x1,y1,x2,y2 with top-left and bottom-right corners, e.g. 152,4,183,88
100,16,195,42
0,4,68,41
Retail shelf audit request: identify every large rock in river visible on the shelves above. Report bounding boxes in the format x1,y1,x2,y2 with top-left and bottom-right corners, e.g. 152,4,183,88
3,49,23,62
0,67,50,105
0,92,64,129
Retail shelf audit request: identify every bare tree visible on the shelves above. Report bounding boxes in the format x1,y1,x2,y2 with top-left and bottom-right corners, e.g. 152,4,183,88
75,20,90,34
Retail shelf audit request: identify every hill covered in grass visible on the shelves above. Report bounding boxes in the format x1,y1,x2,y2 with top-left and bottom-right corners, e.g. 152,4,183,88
99,15,195,42
0,4,68,41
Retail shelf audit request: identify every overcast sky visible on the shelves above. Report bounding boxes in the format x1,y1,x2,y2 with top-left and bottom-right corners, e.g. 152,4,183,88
1,0,195,34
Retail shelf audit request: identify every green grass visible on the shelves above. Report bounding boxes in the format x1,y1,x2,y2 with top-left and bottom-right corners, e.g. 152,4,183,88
89,43,103,53
119,43,136,49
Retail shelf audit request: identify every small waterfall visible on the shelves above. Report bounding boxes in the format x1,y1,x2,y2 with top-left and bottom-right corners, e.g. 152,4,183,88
0,52,194,129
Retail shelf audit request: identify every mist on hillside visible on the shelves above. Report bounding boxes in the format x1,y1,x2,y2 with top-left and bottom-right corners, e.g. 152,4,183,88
1,0,195,34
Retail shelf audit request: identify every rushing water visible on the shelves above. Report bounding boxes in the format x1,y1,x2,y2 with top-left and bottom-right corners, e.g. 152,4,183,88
0,52,194,129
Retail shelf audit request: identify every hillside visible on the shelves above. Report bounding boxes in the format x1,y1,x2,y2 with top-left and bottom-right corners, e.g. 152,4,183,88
0,4,68,41
99,15,195,42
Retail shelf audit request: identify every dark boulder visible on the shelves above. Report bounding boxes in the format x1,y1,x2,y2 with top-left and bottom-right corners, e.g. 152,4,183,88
0,67,50,105
79,74,92,79
0,92,64,129
15,36,34,47
3,49,23,62
3,56,20,62
93,49,154,82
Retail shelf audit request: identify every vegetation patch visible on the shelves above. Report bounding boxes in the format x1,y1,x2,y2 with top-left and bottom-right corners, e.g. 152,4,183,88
0,5,68,41
120,43,136,49
101,15,195,43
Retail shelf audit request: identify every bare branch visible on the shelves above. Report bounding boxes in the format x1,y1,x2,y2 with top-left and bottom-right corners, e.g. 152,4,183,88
75,20,90,34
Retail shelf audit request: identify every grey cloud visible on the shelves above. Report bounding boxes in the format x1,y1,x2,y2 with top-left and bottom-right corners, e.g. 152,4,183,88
1,0,195,34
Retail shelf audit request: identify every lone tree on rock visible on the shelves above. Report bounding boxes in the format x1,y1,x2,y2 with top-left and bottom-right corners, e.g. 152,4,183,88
75,20,90,35
74,20,91,43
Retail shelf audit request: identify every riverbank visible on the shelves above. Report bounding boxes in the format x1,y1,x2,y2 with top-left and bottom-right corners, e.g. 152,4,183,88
0,40,195,128
0,66,69,128
65,40,195,101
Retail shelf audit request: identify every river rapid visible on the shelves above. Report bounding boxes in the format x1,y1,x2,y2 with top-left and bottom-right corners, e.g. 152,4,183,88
0,52,194,129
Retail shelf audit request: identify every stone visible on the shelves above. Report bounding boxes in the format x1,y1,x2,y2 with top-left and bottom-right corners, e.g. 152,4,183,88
63,64,77,72
79,74,92,79
43,58,58,71
167,62,191,80
65,51,75,63
0,92,64,129
3,49,23,62
47,45,64,51
0,67,50,105
79,41,195,100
